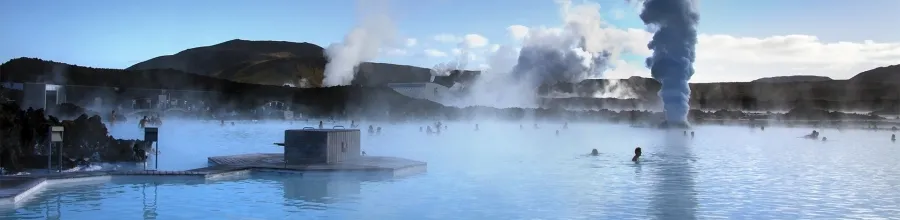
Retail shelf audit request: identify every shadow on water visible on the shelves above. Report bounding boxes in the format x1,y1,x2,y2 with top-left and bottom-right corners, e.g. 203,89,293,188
648,130,698,220
0,172,403,219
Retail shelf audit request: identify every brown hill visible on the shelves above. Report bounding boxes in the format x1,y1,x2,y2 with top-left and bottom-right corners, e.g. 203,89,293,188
849,64,900,84
127,39,477,88
127,39,326,87
0,58,447,117
10,38,900,114
751,75,832,83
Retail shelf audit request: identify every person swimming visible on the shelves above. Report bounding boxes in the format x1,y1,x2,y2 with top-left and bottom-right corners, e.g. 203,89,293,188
822,137,827,141
319,121,324,129
690,131,695,138
804,130,820,139
368,125,375,135
555,130,559,136
632,147,642,162
892,134,896,142
590,149,599,156
563,122,568,130
376,127,382,135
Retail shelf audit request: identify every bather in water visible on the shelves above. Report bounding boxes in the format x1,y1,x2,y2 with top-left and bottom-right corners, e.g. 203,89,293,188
892,134,896,142
632,147,642,162
590,149,599,156
804,130,820,139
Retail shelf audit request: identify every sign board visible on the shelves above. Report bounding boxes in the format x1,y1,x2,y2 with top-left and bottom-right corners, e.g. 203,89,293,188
158,95,167,109
284,111,294,120
144,127,159,142
50,126,64,142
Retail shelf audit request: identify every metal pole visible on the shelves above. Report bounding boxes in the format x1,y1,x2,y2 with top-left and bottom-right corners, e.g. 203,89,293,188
46,141,51,173
57,142,62,173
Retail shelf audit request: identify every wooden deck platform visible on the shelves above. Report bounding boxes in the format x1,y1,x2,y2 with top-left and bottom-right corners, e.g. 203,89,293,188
0,154,426,207
206,153,427,173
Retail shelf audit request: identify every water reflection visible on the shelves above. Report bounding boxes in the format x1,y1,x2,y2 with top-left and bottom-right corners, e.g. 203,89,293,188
250,172,396,205
0,173,402,219
649,131,698,219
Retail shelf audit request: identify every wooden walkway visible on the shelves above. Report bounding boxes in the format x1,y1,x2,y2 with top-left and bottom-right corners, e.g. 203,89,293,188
0,154,426,206
207,153,427,172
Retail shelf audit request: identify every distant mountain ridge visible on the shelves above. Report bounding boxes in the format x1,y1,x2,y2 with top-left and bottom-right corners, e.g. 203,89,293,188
3,39,900,113
751,75,832,83
127,39,327,87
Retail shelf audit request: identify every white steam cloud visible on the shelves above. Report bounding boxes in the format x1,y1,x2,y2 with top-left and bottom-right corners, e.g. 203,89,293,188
463,0,638,108
322,0,397,87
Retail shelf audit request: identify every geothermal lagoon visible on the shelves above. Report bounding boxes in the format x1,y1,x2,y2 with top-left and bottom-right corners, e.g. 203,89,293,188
1,120,899,219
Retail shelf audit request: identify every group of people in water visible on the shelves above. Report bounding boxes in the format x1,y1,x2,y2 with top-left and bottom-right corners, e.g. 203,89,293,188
420,121,446,135
138,115,163,128
589,146,643,162
802,129,896,142
368,125,382,135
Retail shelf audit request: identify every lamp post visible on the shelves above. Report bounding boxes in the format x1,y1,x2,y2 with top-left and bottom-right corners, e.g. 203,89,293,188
144,127,158,170
50,126,64,173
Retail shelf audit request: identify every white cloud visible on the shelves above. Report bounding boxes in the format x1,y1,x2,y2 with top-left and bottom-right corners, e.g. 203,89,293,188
423,49,448,57
405,38,417,47
430,0,900,83
691,34,900,82
489,44,500,53
507,25,530,41
461,34,489,48
384,48,408,56
451,48,462,56
610,9,625,20
582,31,900,82
433,34,460,43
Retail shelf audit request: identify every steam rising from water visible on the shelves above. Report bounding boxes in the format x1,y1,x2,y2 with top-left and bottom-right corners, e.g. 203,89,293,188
513,32,611,87
463,0,633,108
322,0,397,87
638,0,700,125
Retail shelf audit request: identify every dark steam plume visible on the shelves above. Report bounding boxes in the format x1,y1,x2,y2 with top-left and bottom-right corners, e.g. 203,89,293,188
638,0,700,126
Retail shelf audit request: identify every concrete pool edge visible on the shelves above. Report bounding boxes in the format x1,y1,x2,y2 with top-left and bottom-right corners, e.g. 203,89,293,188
0,156,427,207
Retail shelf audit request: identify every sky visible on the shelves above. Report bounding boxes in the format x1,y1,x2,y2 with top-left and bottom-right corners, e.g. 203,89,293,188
1,0,899,83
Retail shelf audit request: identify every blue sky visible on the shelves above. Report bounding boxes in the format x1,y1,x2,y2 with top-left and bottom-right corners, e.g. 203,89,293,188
1,0,898,81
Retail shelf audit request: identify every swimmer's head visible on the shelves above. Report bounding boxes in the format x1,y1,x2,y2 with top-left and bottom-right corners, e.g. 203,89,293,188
590,149,599,155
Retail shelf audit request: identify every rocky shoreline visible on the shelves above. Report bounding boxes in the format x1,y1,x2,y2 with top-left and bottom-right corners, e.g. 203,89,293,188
0,102,150,173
